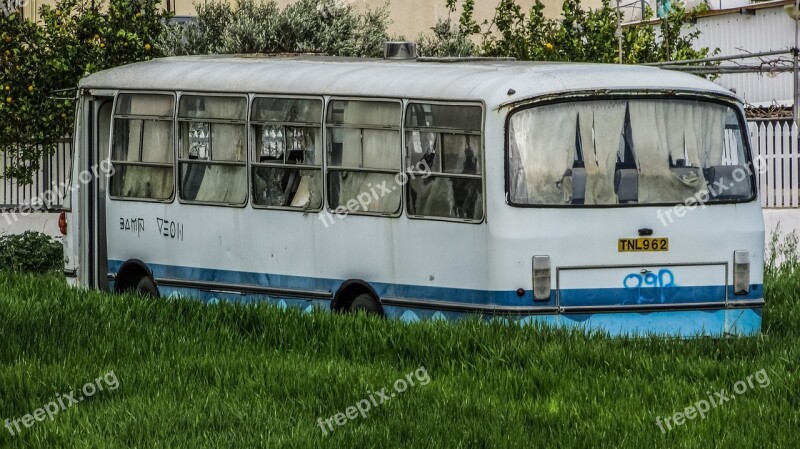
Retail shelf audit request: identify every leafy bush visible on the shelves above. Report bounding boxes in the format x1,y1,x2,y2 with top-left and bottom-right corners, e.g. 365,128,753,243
766,223,799,279
158,0,390,57
0,231,63,274
419,0,712,64
416,0,479,57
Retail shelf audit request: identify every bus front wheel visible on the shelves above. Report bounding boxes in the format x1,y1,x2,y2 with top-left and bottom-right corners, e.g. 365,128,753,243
349,293,383,316
135,276,159,298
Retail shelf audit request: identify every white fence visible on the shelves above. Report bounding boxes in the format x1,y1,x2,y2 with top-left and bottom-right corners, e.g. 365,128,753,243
0,139,72,211
749,119,799,209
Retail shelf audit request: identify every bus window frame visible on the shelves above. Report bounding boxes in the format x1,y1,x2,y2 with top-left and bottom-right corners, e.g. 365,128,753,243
249,94,325,213
403,99,486,224
107,90,177,204
175,91,250,208
324,96,404,218
503,92,759,209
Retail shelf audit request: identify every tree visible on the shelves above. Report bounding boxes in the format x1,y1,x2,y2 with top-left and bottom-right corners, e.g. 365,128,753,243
0,0,169,182
158,0,390,57
420,0,712,65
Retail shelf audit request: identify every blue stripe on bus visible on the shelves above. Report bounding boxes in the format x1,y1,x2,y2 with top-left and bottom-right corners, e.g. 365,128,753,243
380,306,762,337
108,260,763,307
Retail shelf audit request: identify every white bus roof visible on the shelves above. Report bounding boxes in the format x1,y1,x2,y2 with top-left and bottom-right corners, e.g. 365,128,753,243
80,55,737,108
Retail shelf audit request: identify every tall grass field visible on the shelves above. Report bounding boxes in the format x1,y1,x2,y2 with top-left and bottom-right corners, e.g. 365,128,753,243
0,241,799,448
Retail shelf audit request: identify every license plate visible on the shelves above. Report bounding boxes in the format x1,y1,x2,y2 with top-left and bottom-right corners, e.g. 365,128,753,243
618,237,669,252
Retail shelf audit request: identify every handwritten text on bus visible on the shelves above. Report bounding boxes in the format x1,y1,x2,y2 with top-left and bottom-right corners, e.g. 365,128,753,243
119,217,184,241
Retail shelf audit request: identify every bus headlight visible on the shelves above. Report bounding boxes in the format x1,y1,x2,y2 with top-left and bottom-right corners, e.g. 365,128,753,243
532,256,551,301
734,250,750,295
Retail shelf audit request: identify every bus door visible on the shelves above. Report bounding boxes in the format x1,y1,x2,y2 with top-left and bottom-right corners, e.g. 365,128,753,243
80,93,113,291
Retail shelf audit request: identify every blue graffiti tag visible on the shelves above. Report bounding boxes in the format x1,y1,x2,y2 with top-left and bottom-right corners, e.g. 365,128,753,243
623,268,676,304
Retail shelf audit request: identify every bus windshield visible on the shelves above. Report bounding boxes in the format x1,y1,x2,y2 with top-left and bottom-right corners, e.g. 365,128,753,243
507,98,754,206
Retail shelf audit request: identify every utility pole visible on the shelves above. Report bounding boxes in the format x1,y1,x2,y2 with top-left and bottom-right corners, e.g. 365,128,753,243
616,0,623,64
794,0,799,126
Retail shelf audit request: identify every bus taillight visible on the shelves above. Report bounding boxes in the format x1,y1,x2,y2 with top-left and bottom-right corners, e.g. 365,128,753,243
58,212,67,236
532,256,551,301
734,250,750,295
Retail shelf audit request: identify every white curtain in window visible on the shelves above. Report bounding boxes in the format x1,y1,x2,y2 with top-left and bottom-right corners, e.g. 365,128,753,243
141,121,173,163
188,97,247,204
195,166,247,204
188,96,246,121
508,105,575,204
341,101,400,169
362,130,400,170
442,134,481,174
123,94,173,116
336,172,400,214
122,120,142,162
689,102,726,168
118,166,173,199
342,101,400,127
335,102,401,212
210,124,245,161
114,94,175,200
414,177,454,217
629,101,707,203
575,101,627,204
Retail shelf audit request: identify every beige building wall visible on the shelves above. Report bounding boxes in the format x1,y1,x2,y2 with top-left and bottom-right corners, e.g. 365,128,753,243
21,0,604,37
173,0,593,37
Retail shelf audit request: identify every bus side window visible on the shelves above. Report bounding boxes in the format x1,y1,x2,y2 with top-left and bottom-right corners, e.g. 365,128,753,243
109,93,175,201
177,95,248,206
404,103,483,221
325,99,402,216
250,97,323,210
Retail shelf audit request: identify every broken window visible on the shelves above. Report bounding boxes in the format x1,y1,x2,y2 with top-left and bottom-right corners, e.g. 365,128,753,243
326,99,402,215
405,103,484,221
110,93,175,200
251,97,323,210
177,95,248,205
507,99,753,206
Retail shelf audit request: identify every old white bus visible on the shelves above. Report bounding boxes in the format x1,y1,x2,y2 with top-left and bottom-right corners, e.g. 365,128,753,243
62,47,764,336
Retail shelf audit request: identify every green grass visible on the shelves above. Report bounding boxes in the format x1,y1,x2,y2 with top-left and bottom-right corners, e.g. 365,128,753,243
0,263,799,448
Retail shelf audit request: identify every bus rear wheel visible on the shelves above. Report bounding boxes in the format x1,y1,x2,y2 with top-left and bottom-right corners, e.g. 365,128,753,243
348,293,383,316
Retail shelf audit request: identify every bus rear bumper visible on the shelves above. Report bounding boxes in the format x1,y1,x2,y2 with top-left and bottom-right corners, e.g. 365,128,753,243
381,300,763,338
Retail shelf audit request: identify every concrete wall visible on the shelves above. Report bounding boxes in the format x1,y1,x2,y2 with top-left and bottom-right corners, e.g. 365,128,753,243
764,209,800,241
173,0,579,37
0,212,60,237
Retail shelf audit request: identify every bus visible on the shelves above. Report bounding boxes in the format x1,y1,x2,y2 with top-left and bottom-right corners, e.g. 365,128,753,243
62,45,765,337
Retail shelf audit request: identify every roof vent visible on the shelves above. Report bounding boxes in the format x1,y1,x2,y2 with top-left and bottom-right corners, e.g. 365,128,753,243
384,42,417,60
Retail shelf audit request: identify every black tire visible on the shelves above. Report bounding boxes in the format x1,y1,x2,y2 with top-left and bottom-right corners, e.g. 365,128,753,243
348,293,382,316
134,276,159,298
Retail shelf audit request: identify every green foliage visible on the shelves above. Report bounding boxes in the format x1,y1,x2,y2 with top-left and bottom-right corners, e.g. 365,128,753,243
159,0,390,57
418,0,480,57
0,230,62,274
0,0,169,183
766,224,800,279
424,0,712,64
417,17,477,57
